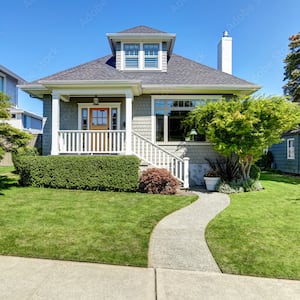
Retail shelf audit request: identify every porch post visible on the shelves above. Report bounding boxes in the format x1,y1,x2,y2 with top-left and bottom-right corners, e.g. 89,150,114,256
51,92,60,155
183,157,190,189
125,91,133,155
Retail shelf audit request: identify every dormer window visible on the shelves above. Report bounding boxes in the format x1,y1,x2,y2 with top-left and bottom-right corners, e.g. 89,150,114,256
122,42,160,70
107,26,175,72
124,43,140,68
144,44,159,68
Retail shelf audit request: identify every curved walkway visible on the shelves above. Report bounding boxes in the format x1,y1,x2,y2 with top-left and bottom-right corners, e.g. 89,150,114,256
148,191,230,272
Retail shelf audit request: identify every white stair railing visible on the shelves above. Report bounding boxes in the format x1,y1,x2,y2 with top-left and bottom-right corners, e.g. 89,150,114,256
132,132,189,189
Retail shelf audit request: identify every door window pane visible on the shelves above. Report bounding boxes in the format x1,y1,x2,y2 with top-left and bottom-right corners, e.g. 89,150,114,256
92,109,108,126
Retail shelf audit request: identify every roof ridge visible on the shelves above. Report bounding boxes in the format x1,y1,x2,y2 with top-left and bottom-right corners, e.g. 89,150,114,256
117,25,166,34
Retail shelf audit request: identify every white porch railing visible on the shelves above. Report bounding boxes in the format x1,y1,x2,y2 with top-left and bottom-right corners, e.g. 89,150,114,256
57,130,189,188
132,132,189,189
58,130,126,154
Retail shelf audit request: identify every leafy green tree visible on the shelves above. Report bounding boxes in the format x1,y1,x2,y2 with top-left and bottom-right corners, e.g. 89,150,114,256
185,96,300,180
0,92,31,160
283,32,300,102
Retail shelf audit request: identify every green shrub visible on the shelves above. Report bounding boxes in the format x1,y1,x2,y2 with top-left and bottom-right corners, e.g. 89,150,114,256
17,155,140,192
217,179,263,194
206,154,241,182
250,164,261,180
12,146,40,173
139,168,179,194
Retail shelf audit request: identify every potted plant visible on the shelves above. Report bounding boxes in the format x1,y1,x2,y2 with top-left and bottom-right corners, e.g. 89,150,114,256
204,170,220,191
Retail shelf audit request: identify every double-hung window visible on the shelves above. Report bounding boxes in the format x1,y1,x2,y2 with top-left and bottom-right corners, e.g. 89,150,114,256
124,44,140,68
287,138,295,159
144,43,159,68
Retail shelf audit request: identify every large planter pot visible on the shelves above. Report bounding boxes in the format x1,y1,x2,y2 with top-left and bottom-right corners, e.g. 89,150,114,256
204,176,220,191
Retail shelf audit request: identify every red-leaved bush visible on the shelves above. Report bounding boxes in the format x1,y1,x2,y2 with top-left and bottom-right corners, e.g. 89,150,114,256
139,168,179,195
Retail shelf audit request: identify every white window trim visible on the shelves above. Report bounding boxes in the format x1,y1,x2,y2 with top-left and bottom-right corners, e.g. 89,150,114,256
121,42,162,71
77,103,121,130
287,138,295,160
151,95,222,143
0,72,7,94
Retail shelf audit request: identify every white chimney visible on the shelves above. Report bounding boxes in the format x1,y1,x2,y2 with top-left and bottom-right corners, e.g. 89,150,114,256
217,31,232,74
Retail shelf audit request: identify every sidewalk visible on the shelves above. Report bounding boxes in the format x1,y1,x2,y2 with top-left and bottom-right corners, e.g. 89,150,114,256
0,256,299,300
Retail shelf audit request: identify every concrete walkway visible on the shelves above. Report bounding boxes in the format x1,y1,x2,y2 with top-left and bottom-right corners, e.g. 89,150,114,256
148,191,230,272
1,191,299,299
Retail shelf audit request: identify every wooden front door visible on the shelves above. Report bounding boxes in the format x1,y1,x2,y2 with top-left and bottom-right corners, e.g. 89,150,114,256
90,108,109,130
89,108,109,151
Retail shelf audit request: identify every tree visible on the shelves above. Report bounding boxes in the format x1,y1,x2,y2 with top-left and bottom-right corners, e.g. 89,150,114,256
0,92,31,160
185,96,300,181
283,32,300,102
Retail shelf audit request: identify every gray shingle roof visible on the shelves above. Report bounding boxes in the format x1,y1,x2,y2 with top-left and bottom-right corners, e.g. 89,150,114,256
34,53,256,87
118,25,166,34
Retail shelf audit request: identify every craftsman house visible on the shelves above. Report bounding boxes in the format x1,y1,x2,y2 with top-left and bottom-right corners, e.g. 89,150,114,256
20,25,260,187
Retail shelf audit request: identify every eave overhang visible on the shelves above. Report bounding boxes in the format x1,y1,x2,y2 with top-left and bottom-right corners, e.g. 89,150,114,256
142,84,262,96
19,80,143,100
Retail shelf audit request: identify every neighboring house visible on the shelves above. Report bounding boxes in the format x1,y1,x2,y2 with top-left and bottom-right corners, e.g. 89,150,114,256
20,25,260,187
0,64,43,133
270,128,300,174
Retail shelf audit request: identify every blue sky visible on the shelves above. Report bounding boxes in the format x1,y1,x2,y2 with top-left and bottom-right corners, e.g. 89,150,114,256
2,0,299,115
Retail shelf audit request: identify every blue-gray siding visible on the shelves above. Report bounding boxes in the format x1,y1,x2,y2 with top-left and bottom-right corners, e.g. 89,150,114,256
270,134,300,174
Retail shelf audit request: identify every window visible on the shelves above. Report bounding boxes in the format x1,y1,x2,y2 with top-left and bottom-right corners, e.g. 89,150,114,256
122,43,161,70
154,97,221,142
144,44,159,68
81,108,88,130
124,43,140,68
92,109,108,126
111,108,118,130
0,76,4,93
287,138,295,159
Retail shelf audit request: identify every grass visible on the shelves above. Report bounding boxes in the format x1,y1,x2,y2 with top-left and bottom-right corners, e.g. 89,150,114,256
0,167,197,267
206,172,300,280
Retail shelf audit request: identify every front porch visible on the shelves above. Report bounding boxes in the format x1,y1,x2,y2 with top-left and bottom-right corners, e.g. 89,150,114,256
57,129,190,189
42,86,190,188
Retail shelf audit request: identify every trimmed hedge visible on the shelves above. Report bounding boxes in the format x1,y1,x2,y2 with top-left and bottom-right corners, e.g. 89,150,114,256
17,155,140,192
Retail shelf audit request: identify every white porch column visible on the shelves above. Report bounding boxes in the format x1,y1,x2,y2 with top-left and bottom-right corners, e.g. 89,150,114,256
125,92,133,155
183,157,190,189
51,92,60,155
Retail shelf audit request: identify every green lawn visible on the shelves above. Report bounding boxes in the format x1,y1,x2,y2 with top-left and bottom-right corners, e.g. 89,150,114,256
0,167,197,267
206,172,300,280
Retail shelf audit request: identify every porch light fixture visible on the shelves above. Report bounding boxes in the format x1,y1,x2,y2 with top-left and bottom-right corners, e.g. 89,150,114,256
190,128,197,141
93,96,99,105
